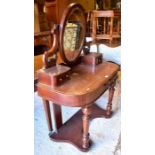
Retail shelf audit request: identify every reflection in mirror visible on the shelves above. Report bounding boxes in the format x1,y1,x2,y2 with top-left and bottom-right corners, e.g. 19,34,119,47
64,22,80,51
63,7,85,61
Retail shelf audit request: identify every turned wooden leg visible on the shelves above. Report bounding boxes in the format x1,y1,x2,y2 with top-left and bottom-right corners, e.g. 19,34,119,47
114,79,121,111
82,106,92,149
53,103,62,130
106,81,116,117
43,99,53,131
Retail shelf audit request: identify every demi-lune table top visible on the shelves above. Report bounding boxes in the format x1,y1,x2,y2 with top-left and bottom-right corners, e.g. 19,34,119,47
37,61,119,107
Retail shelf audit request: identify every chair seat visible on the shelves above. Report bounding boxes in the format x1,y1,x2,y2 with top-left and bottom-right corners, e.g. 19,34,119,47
96,34,112,40
96,33,120,40
112,32,121,38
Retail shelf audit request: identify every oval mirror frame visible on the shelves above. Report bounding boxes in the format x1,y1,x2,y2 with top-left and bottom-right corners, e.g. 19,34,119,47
59,3,86,65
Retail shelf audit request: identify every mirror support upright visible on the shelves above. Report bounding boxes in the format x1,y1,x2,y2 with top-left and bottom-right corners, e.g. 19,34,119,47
43,24,59,69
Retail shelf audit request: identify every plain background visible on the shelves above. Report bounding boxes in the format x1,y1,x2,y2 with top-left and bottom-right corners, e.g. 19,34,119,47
0,0,155,154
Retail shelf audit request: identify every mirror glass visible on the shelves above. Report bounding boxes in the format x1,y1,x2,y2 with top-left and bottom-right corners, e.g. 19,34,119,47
63,6,85,62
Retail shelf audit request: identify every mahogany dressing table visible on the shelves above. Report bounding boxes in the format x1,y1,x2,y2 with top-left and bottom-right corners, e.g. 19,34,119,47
37,3,119,152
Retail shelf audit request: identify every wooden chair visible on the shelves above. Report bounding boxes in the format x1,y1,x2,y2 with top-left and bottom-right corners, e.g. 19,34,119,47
113,10,121,38
91,10,121,46
92,10,114,44
90,10,121,110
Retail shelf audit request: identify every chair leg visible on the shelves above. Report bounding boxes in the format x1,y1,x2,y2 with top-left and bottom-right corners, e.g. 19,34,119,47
109,38,113,44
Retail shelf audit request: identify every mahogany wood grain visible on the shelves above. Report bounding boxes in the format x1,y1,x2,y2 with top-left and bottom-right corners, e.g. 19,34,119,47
37,3,120,151
81,52,103,66
37,61,119,107
43,24,59,69
38,65,71,87
53,104,62,130
38,61,118,151
49,104,114,152
82,106,92,149
106,79,116,117
42,99,53,131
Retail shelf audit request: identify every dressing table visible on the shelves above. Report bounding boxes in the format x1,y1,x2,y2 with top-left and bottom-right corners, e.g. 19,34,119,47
37,3,119,152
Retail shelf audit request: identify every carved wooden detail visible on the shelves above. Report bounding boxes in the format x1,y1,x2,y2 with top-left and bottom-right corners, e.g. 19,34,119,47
82,106,92,149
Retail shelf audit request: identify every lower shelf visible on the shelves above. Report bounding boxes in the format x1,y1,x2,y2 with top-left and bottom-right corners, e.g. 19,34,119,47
49,104,112,152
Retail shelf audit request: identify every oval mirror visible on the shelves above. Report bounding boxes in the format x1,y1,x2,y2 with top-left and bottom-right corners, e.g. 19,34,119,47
59,3,86,65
